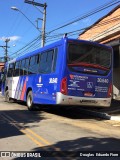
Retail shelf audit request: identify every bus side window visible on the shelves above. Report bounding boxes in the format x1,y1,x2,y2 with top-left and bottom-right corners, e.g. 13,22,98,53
7,63,15,77
47,50,54,73
29,54,40,74
39,49,57,74
47,48,58,73
52,48,58,72
24,58,29,75
14,61,20,77
1,68,6,82
20,60,26,76
39,52,48,73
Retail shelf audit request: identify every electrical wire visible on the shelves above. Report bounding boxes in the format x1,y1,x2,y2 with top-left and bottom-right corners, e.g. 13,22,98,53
10,0,120,58
10,35,40,58
47,0,120,34
46,15,120,41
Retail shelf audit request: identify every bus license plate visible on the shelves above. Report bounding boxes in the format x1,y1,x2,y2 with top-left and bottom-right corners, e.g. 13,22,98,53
84,92,93,96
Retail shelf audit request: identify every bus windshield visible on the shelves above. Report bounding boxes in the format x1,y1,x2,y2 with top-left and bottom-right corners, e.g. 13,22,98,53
68,42,111,72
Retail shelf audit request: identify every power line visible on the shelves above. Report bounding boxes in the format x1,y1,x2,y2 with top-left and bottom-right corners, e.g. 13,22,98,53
10,35,40,58
47,0,119,32
12,13,119,57
47,0,120,34
10,1,120,58
46,15,120,41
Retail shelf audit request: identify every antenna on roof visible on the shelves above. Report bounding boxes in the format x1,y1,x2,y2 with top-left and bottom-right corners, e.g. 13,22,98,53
63,33,67,38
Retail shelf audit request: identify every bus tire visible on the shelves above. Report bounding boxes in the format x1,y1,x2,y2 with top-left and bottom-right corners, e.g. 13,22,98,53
5,90,10,102
27,91,34,111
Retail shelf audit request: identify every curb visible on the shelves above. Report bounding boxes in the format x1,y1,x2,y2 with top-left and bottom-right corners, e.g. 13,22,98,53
110,116,120,121
78,108,120,121
78,108,111,119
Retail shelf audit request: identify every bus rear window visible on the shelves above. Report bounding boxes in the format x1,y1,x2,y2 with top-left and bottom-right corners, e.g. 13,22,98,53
68,43,111,70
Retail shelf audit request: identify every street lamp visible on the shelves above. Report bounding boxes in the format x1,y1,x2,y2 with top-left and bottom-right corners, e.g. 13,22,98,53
11,6,40,32
24,0,47,47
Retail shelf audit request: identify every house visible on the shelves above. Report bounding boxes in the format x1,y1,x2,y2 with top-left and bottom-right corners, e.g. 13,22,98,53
78,5,120,100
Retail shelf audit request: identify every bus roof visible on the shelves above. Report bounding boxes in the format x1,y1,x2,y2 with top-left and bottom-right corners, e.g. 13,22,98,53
13,38,64,62
8,37,112,64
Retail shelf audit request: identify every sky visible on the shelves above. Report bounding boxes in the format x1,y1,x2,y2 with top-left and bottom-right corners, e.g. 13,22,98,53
0,0,119,58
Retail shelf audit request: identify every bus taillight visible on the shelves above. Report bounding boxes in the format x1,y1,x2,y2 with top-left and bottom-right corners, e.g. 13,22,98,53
60,77,68,95
107,84,112,98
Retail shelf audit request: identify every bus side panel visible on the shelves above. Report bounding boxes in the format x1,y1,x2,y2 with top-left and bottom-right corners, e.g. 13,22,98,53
31,74,58,104
6,77,19,99
6,76,26,100
30,45,64,105
14,76,31,101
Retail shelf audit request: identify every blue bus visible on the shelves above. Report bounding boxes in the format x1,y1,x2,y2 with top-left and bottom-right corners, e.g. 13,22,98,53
2,37,113,110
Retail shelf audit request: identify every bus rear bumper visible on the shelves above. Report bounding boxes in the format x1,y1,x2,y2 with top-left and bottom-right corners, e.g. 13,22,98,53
56,92,111,107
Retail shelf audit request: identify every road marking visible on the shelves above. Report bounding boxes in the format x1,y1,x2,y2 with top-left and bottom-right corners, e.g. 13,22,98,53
1,114,63,159
1,113,62,156
1,113,46,147
1,114,20,130
21,129,43,147
26,128,50,145
26,128,61,151
1,113,63,160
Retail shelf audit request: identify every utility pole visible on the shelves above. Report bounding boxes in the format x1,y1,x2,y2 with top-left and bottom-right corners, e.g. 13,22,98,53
5,38,10,62
41,3,47,47
0,38,10,62
24,0,47,47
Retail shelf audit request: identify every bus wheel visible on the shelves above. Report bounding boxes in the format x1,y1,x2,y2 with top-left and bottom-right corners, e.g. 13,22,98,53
5,90,10,102
27,91,34,111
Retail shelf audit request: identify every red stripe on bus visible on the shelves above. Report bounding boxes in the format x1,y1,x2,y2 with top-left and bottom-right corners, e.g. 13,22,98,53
20,79,27,100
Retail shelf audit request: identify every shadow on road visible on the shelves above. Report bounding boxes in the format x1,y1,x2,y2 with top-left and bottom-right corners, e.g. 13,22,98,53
0,108,46,139
14,136,120,160
35,105,102,120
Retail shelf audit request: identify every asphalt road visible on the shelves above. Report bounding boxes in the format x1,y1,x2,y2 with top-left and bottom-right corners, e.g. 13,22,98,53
0,94,120,160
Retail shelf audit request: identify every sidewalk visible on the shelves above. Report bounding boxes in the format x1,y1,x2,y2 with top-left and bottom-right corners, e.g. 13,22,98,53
76,99,120,121
98,100,120,120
